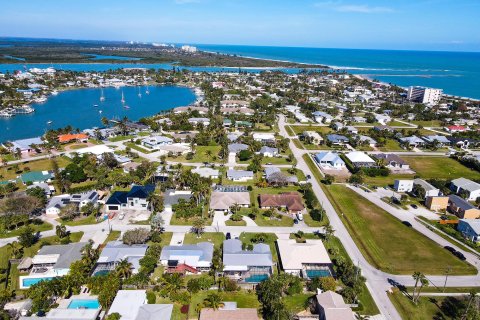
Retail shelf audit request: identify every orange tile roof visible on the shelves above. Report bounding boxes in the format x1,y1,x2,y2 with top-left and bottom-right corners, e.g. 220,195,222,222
259,192,305,212
58,133,88,143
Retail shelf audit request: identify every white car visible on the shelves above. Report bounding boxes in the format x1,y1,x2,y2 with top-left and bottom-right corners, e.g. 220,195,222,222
296,213,304,221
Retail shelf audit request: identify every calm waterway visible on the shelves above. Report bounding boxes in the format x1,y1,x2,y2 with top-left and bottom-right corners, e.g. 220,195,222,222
0,85,196,142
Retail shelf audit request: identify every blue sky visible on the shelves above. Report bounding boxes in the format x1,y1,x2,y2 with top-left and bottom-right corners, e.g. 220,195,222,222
1,0,479,51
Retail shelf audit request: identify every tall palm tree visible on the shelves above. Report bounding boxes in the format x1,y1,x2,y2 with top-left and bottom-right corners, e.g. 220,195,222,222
414,277,429,303
7,241,23,259
56,225,68,238
191,217,206,237
81,240,97,264
411,271,422,301
115,258,133,279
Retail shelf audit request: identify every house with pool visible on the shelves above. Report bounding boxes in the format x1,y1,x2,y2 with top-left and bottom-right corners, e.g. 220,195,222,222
222,239,274,283
20,295,101,320
108,290,173,320
276,239,333,279
92,241,148,276
19,242,87,289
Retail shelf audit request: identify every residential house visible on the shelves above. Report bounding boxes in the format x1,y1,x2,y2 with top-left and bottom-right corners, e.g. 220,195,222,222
314,152,345,169
448,195,480,219
222,239,274,283
375,114,391,125
45,190,99,217
264,167,298,185
105,184,155,213
27,182,54,197
93,241,148,275
277,239,333,278
358,135,377,147
170,131,197,142
173,106,208,114
303,131,323,145
326,134,349,146
19,242,87,289
19,306,100,320
422,135,451,147
199,302,259,320
259,192,305,214
345,151,376,168
312,111,333,124
450,178,480,201
315,291,355,320
188,117,210,126
8,137,43,154
458,219,480,242
413,179,440,198
57,133,88,144
399,136,425,148
394,180,414,193
160,242,214,273
20,170,54,185
227,169,254,182
258,146,278,157
141,136,173,149
332,122,344,131
108,290,173,320
346,126,358,135
228,143,249,154
425,196,449,211
163,189,192,213
252,133,276,144
191,167,220,179
446,125,467,133
372,153,410,170
210,191,250,212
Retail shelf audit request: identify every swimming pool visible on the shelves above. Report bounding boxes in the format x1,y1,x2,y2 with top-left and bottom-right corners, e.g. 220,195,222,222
21,277,55,288
93,270,110,277
245,274,269,283
68,299,100,309
305,269,331,278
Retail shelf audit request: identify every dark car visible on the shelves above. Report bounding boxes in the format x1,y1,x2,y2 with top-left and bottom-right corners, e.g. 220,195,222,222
402,221,412,227
306,175,311,180
454,251,466,260
444,246,456,253
410,204,418,209
294,219,299,224
440,215,448,220
226,232,231,240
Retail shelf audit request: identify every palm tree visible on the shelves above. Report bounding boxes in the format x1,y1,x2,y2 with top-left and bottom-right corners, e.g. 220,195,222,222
115,258,133,279
414,276,429,303
411,271,422,301
56,225,68,238
191,217,206,237
203,293,224,310
81,240,97,264
323,224,335,242
7,241,23,259
462,289,478,319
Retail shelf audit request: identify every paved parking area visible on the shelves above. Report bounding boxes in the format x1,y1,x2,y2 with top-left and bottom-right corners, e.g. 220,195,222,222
170,232,186,245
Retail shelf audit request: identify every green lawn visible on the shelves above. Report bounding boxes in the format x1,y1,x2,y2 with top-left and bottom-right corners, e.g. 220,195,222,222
225,219,247,226
363,173,414,187
253,214,294,227
284,293,313,313
108,135,134,142
388,291,449,320
23,232,84,258
103,230,121,245
403,156,480,180
324,184,477,275
0,156,71,180
168,145,221,163
378,139,404,151
411,120,444,128
289,125,332,135
58,214,101,227
0,221,53,239
125,142,154,154
183,232,225,249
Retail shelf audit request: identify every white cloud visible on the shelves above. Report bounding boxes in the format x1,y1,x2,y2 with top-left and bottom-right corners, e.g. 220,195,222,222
314,2,394,13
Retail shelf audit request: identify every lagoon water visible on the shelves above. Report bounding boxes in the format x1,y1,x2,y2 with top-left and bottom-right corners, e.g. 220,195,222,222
0,85,195,142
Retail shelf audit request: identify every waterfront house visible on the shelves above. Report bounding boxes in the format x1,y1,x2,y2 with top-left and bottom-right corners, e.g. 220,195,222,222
93,241,148,276
105,184,155,213
108,290,173,320
19,242,87,289
160,242,214,273
450,178,480,201
458,219,480,242
8,137,44,154
209,191,250,212
227,169,254,182
448,195,480,219
57,133,88,144
222,239,274,283
314,152,345,169
277,239,333,279
259,192,305,214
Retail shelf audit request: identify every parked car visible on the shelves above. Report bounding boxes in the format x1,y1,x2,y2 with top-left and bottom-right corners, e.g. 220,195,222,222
266,162,273,165
296,213,304,221
444,246,456,253
410,204,418,209
226,232,231,240
306,175,311,180
118,213,125,220
454,251,466,260
402,221,412,227
293,219,299,224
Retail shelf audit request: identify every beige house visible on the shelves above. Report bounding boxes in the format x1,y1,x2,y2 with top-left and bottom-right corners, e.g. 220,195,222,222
425,196,449,211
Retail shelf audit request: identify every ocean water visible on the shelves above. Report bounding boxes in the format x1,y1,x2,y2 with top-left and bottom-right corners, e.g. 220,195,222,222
0,85,195,142
196,45,480,99
82,53,142,61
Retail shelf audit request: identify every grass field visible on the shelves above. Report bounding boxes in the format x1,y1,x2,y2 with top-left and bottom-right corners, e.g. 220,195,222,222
378,139,404,151
403,156,480,180
183,232,225,249
289,125,332,135
58,214,101,226
324,184,477,275
388,291,450,320
0,156,71,180
0,221,53,239
168,145,221,163
363,173,414,187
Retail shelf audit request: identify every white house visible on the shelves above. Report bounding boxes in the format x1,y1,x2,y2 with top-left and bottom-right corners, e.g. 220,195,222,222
258,146,278,157
414,178,440,198
191,167,220,179
394,180,414,193
303,131,323,145
314,152,345,169
252,133,276,144
227,169,254,182
141,136,173,149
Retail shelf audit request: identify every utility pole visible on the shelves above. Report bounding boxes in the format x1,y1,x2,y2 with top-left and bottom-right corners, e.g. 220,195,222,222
443,266,452,292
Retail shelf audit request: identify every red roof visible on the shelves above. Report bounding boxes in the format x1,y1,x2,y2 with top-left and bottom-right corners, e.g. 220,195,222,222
259,192,305,212
166,263,198,274
58,133,88,143
447,125,466,131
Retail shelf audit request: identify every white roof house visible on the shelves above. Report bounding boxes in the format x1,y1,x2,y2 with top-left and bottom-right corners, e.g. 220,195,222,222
276,239,332,277
210,191,250,212
227,169,254,181
191,167,220,179
316,291,355,320
141,136,173,149
345,151,376,167
160,242,214,269
314,152,345,169
108,290,174,320
252,133,275,143
72,145,114,157
451,178,480,201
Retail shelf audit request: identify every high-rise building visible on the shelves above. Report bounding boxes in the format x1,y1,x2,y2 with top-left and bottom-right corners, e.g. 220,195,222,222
407,86,443,104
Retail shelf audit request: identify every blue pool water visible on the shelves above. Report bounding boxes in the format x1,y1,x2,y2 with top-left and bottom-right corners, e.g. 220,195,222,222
306,269,331,278
68,299,100,309
93,270,110,277
245,274,269,283
22,277,55,287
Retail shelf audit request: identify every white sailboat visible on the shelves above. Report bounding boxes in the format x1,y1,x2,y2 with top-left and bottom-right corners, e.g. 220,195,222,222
145,85,150,95
121,91,125,104
100,88,105,102
137,86,142,98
